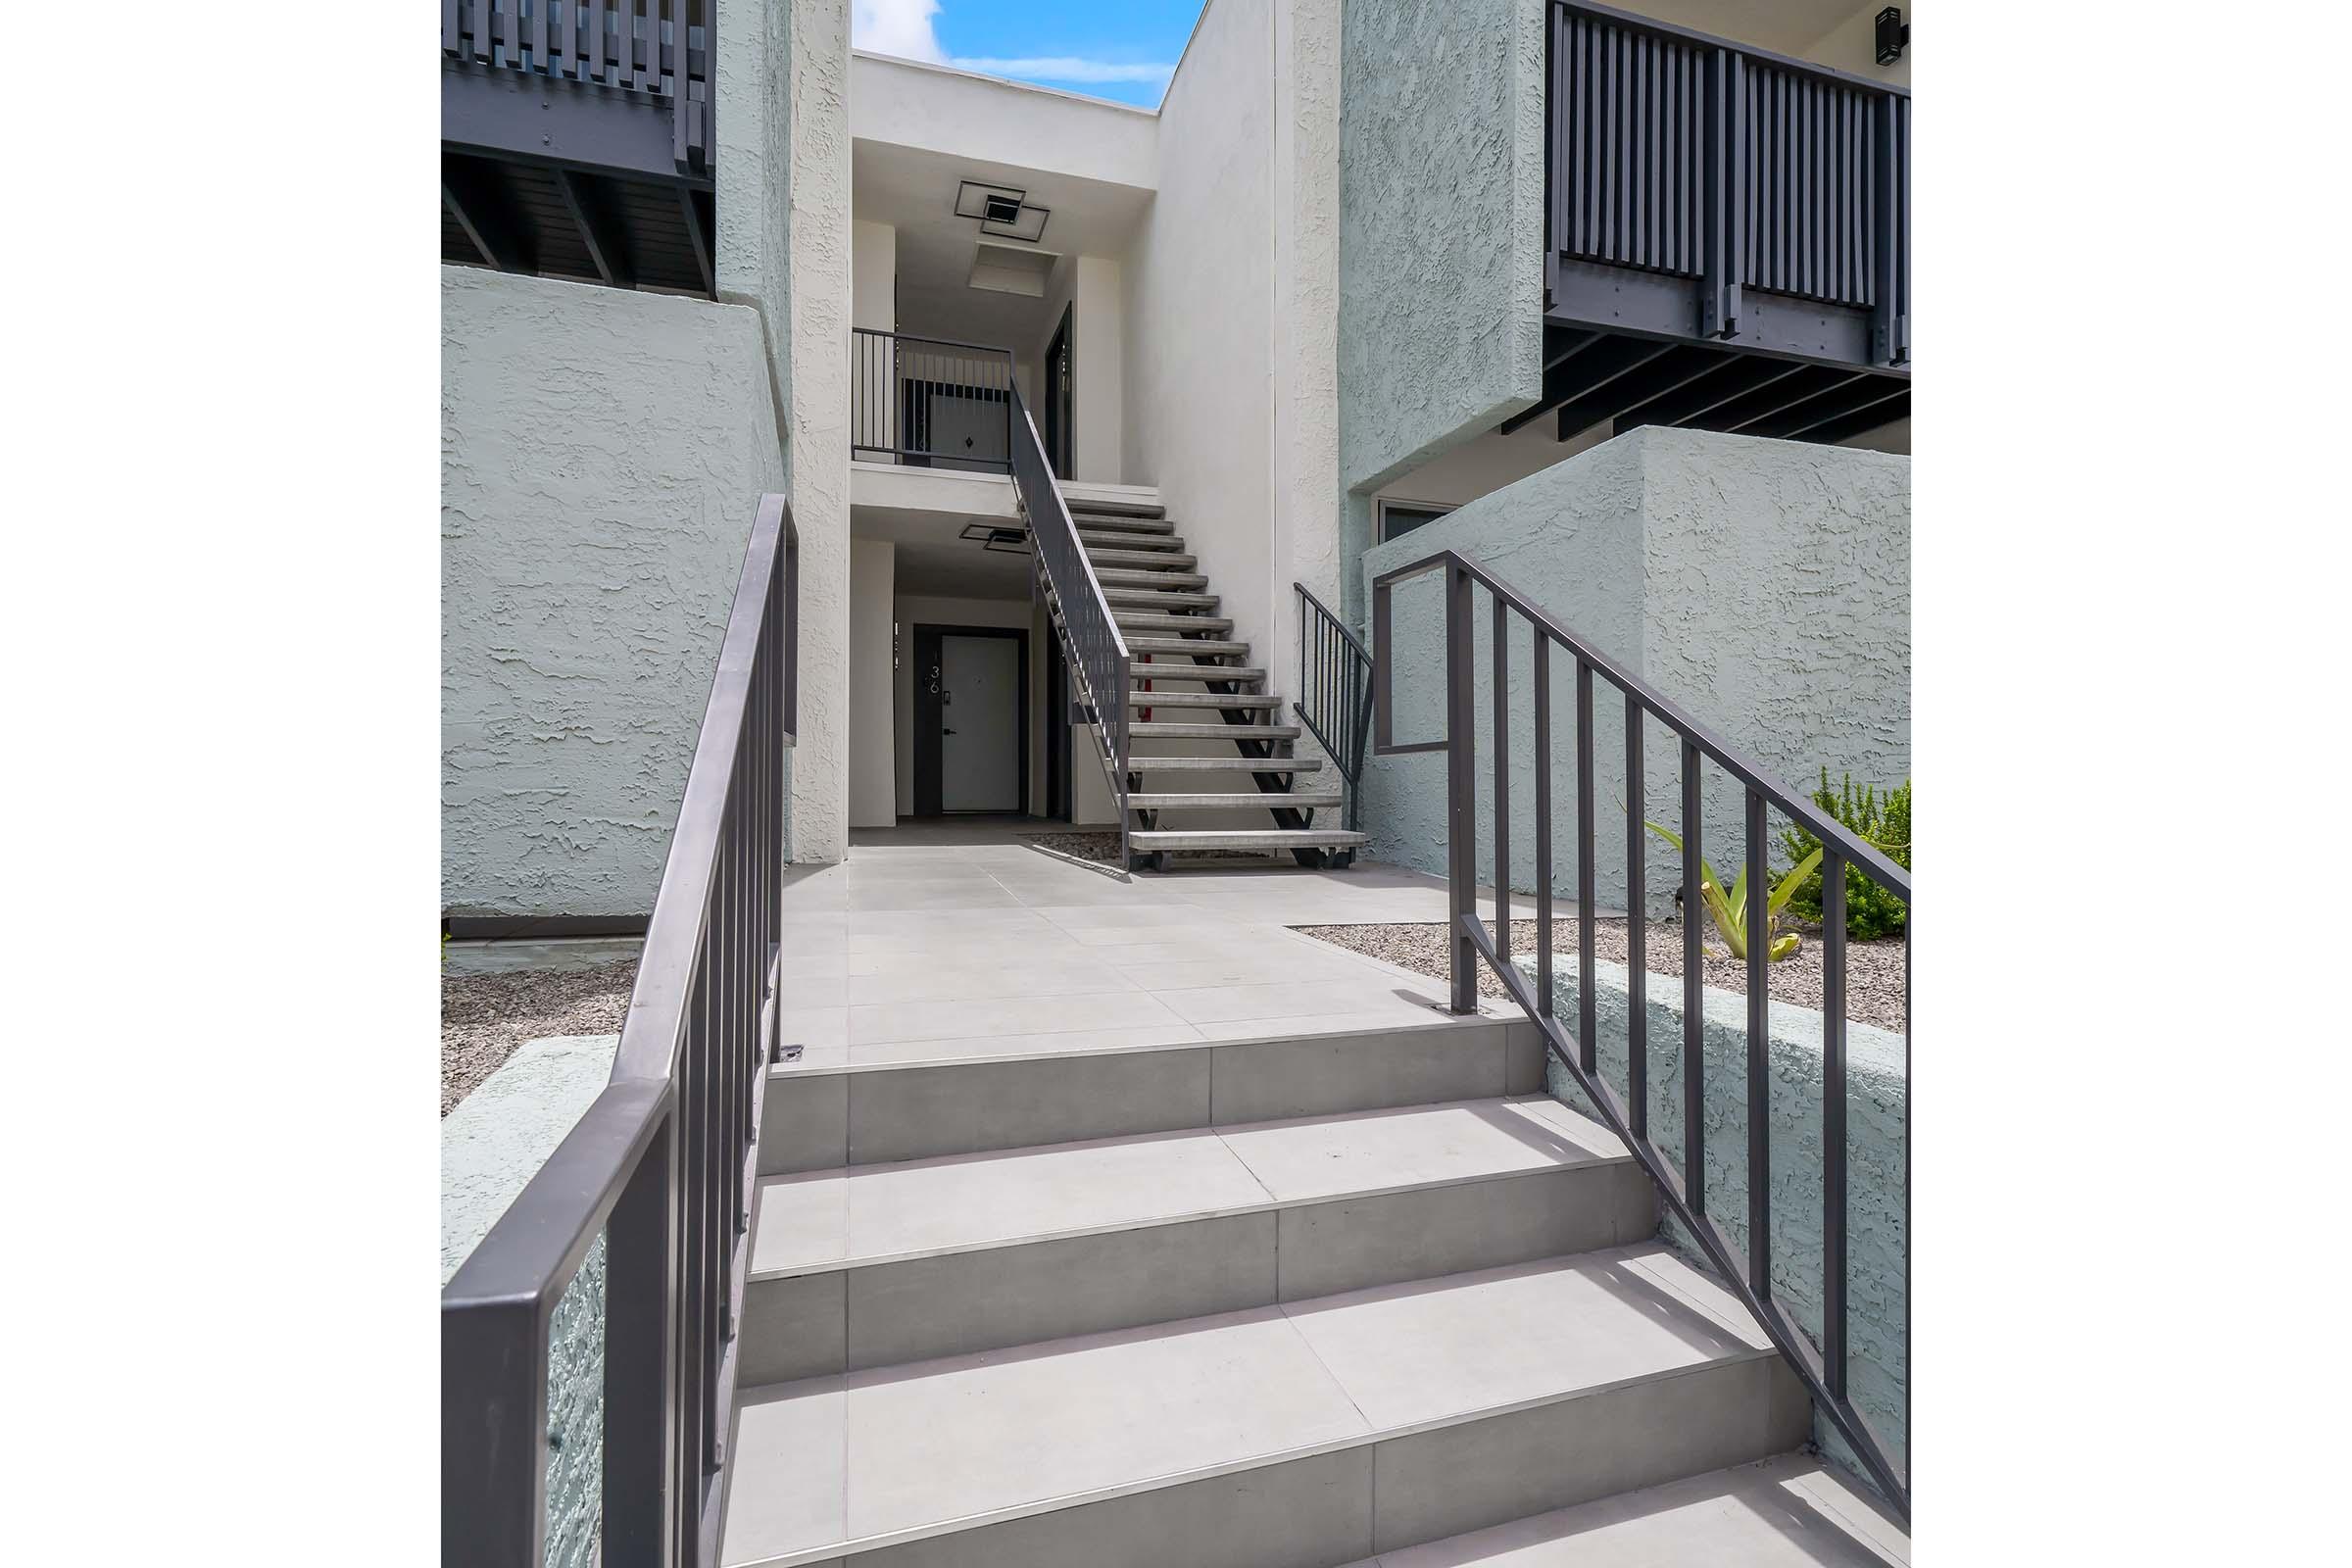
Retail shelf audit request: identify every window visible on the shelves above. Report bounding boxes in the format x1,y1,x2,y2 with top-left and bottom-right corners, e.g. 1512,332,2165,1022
1377,498,1455,543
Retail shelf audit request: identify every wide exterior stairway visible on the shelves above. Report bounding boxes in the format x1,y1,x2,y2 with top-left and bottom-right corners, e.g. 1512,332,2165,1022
716,1019,1909,1567
1045,497,1367,870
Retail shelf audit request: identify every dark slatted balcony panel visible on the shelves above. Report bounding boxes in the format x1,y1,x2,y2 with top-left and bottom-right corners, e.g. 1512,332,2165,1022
1557,6,1705,280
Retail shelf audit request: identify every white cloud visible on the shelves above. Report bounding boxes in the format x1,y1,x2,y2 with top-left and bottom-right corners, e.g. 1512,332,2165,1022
851,0,947,63
852,1,1175,92
947,56,1174,86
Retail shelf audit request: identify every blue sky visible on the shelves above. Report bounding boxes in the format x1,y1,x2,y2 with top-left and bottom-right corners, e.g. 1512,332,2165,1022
851,0,1207,109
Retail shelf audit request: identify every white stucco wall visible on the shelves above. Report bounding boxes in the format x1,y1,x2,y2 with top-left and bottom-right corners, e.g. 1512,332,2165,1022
780,0,855,861
1361,427,1908,911
848,51,1159,192
851,219,897,330
1124,0,1278,681
849,539,897,828
441,269,787,918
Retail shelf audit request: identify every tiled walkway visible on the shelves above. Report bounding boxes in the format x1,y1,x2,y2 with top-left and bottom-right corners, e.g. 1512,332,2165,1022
771,830,1506,1070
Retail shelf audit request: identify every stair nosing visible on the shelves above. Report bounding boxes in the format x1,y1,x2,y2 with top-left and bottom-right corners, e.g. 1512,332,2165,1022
762,1014,1505,1082
748,1096,1636,1284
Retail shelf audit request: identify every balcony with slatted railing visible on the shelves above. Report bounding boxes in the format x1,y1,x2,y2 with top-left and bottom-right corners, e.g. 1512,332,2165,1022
1512,1,1910,447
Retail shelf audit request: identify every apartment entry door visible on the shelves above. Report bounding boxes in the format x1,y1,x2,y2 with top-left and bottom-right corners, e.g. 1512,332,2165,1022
911,625,1028,815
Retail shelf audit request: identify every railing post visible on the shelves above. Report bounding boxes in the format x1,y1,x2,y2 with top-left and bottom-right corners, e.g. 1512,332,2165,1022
441,1298,549,1567
1871,92,1906,366
603,1110,679,1564
1701,46,1743,339
1445,563,1478,1015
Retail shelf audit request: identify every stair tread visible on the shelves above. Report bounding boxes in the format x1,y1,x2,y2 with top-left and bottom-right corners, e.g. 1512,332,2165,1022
1126,690,1277,707
1077,529,1186,550
1127,666,1267,684
750,1095,1627,1281
1066,513,1172,532
1124,790,1341,808
1094,567,1207,589
1087,546,1199,569
719,1243,1777,1567
1129,720,1299,738
1128,828,1368,849
1127,635,1250,657
1124,755,1319,771
1339,1453,1910,1566
1110,612,1236,634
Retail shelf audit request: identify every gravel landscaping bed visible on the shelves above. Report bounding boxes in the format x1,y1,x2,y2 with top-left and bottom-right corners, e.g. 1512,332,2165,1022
1296,918,1906,1033
1025,831,1123,865
442,958,639,1115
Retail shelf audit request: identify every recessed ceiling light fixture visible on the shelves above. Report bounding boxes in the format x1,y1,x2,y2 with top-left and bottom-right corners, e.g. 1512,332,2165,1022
955,178,1051,244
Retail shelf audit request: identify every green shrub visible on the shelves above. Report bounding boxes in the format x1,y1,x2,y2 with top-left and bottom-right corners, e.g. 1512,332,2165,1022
1780,770,1910,940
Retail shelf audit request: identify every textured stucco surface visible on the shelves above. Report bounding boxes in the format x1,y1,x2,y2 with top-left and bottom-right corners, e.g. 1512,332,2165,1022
780,0,854,861
439,1031,619,1567
1338,0,1545,612
442,269,788,918
1360,427,1910,913
1519,955,1908,1485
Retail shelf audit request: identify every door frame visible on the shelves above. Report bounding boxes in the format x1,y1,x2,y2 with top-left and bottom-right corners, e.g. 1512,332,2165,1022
910,623,1030,816
1042,302,1074,480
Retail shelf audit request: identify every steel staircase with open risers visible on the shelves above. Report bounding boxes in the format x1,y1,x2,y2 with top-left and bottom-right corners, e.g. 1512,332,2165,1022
715,1017,1909,1567
1039,495,1367,871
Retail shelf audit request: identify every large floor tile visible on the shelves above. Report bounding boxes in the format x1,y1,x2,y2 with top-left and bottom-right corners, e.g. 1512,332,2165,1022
1217,1097,1627,1201
835,1308,1371,1543
849,989,1191,1048
1113,949,1399,992
1281,1249,1765,1431
1159,977,1451,1025
1348,1452,1907,1567
758,1126,1272,1274
721,1382,847,1566
845,1022,1202,1066
845,957,1144,1006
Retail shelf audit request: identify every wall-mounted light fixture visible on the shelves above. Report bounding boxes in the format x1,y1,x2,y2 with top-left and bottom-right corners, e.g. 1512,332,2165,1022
955,179,1051,244
1875,7,1908,67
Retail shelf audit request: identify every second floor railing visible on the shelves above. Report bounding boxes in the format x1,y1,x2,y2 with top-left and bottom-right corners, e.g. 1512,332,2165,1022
1547,0,1909,364
1372,546,1909,1519
1010,384,1132,867
1293,583,1374,831
442,494,796,1568
443,1,714,174
851,328,1015,472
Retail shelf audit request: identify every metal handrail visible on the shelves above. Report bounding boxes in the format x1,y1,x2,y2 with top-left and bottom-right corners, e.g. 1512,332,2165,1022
1372,545,1908,1518
850,327,1016,472
443,494,798,1568
1292,582,1374,831
1009,384,1132,869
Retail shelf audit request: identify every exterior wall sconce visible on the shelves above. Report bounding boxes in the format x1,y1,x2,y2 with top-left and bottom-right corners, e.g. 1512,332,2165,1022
1875,7,1909,66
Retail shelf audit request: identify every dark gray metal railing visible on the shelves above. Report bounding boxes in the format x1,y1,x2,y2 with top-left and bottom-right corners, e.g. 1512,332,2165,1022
442,494,797,1568
1548,1,1909,363
1010,384,1131,867
1372,547,1908,1518
1293,582,1374,831
851,328,1016,472
442,1,715,174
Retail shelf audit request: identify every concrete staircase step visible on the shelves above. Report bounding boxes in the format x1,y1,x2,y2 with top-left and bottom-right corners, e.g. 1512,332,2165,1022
1129,720,1299,740
1111,611,1234,635
718,1243,1804,1568
1125,790,1341,808
1337,1453,1910,1567
1128,664,1267,685
1120,754,1319,772
1102,587,1218,611
1129,828,1367,852
1125,690,1277,709
1094,566,1207,590
1078,528,1186,551
1126,634,1250,658
1065,512,1173,534
737,1095,1652,1385
1087,545,1199,570
1063,498,1166,521
759,1018,1538,1174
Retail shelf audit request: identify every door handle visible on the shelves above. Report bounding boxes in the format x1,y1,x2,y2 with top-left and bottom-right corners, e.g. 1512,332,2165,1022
944,727,958,736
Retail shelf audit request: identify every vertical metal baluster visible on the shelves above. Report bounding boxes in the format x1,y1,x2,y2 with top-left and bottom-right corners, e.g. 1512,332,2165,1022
1823,849,1848,1400
1446,564,1478,1015
1534,628,1553,1018
1745,787,1769,1296
1682,742,1703,1216
1575,660,1596,1073
1494,596,1509,972
1625,690,1646,1139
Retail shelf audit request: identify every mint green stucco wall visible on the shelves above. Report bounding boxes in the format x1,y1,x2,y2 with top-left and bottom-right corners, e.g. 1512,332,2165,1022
1361,427,1910,913
1338,0,1546,613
